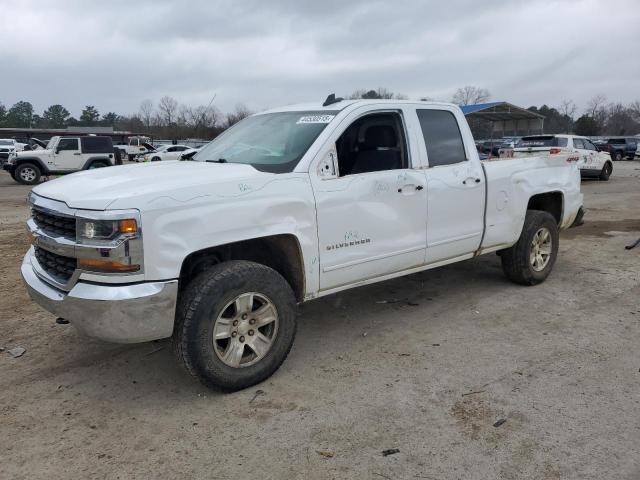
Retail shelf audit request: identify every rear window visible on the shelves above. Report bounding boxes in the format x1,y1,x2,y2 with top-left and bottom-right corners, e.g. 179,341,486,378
81,136,113,153
516,136,568,148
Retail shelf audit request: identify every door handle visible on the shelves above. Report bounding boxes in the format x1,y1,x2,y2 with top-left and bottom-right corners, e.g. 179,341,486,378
462,178,481,185
398,184,424,193
73,152,81,155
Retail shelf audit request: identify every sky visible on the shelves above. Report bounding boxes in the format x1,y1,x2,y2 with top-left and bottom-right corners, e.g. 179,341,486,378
1,0,639,118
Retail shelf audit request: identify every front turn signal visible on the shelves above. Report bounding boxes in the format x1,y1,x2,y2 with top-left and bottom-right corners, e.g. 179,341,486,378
78,258,140,273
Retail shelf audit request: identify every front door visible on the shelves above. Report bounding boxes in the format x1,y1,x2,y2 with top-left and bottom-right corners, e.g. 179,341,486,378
54,138,81,171
414,108,485,263
311,109,428,290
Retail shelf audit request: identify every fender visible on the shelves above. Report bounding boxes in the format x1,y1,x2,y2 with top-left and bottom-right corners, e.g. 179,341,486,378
82,156,114,170
14,156,50,175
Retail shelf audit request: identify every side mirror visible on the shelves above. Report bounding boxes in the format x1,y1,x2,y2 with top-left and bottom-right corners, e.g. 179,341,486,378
317,145,339,179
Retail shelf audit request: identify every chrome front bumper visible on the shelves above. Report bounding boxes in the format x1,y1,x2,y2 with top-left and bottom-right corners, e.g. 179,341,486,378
22,249,178,343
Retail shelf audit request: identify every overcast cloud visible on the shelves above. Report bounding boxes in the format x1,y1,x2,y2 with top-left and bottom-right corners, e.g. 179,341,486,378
1,0,638,116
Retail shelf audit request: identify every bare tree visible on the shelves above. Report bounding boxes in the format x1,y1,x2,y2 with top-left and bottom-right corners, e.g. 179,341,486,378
558,99,577,133
451,86,491,106
158,95,179,126
222,104,251,129
139,99,154,128
348,88,407,100
586,94,608,132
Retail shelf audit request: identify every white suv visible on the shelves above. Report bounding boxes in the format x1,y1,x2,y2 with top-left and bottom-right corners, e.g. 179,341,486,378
4,136,117,184
514,134,613,180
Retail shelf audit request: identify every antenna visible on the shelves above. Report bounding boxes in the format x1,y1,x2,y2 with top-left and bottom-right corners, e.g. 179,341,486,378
323,93,344,107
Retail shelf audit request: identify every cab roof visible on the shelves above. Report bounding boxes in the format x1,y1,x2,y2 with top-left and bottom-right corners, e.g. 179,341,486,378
260,99,459,115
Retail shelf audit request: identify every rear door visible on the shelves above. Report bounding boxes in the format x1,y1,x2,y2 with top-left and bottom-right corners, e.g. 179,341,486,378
414,107,485,263
54,138,81,170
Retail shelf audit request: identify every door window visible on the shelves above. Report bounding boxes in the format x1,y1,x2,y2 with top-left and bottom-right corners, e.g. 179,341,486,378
573,138,585,149
582,139,597,151
335,112,408,176
57,138,79,151
417,109,466,167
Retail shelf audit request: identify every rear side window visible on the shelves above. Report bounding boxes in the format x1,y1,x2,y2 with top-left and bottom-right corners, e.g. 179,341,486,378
81,136,113,154
417,109,466,167
517,136,568,148
57,138,79,151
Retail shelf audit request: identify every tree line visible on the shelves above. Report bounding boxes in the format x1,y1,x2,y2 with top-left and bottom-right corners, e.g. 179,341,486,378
0,97,251,140
1,87,638,140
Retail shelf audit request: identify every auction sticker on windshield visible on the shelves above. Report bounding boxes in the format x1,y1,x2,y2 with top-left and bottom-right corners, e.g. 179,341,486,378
297,115,335,124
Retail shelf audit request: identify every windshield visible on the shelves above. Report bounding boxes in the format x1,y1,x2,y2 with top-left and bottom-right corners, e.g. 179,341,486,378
46,137,58,149
193,111,338,173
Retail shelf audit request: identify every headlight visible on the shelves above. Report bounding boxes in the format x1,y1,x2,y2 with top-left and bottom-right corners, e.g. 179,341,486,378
75,212,143,274
77,218,138,242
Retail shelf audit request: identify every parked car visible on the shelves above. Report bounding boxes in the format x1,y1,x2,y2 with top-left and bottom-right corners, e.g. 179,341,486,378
115,136,154,162
0,138,27,163
179,146,202,160
599,137,638,161
513,134,613,180
22,98,583,391
3,136,117,184
143,144,191,162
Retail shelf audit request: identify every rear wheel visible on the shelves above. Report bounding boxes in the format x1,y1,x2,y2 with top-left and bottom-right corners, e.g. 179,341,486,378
599,162,612,181
87,161,109,169
14,163,41,185
173,261,297,392
613,151,623,162
500,210,559,285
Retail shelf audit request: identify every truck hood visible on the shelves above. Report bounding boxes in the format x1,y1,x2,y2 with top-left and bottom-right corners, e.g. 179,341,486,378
32,161,268,210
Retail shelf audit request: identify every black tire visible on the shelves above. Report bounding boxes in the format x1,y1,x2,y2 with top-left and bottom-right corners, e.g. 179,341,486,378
151,156,161,162
128,154,135,162
599,162,612,181
14,163,41,185
613,151,622,162
173,260,297,392
87,161,109,169
500,210,559,286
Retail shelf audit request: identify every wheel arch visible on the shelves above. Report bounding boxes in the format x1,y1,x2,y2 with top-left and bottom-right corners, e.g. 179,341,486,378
82,156,114,169
179,234,306,302
527,191,564,225
14,157,49,175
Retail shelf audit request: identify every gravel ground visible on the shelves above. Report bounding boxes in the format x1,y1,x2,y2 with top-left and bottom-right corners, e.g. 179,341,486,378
1,162,639,480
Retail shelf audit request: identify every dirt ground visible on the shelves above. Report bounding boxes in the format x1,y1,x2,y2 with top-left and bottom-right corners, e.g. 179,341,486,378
1,162,639,480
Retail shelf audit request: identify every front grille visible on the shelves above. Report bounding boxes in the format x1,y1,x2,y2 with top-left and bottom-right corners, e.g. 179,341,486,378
34,246,76,281
32,207,76,239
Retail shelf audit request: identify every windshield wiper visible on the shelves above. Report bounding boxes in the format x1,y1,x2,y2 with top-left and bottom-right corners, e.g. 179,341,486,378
205,158,227,163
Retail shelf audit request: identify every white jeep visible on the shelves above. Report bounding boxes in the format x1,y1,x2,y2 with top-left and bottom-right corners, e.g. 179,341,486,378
4,135,117,184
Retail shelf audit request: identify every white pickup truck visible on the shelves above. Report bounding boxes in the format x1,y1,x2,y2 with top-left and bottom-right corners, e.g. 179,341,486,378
22,98,584,391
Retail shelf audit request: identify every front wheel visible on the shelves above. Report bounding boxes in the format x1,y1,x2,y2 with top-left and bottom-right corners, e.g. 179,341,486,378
87,161,109,169
14,163,41,185
599,162,612,181
500,210,559,285
173,261,297,392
